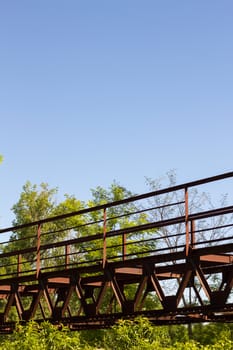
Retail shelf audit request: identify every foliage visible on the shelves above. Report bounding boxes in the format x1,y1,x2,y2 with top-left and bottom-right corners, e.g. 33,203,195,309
87,182,151,261
10,182,59,251
12,181,58,226
8,180,152,270
0,321,82,350
167,325,189,344
0,318,231,349
105,317,171,350
104,318,233,350
191,322,233,345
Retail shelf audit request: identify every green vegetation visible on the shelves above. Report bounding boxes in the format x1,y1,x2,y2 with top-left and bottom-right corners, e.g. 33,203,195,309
104,318,233,350
0,318,232,349
0,322,82,350
5,180,152,273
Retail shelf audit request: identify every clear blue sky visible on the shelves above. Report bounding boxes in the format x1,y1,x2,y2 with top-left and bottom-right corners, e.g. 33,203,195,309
1,1,233,227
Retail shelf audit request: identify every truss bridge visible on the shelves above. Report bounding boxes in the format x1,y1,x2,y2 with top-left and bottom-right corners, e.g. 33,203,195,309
0,172,233,333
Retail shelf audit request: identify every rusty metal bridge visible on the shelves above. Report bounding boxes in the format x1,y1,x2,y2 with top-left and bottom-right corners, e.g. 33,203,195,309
0,172,233,333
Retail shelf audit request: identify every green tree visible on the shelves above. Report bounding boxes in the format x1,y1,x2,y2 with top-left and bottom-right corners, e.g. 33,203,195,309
192,323,233,345
87,181,151,262
2,182,58,270
8,181,151,270
0,182,59,279
11,181,58,243
105,317,233,350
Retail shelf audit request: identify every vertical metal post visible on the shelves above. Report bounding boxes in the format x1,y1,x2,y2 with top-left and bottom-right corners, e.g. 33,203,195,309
103,208,107,268
122,232,126,261
191,220,196,248
65,244,70,269
185,187,189,256
36,224,41,278
17,254,22,277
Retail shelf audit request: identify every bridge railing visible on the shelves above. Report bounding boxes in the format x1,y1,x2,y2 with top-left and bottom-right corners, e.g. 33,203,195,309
0,171,233,279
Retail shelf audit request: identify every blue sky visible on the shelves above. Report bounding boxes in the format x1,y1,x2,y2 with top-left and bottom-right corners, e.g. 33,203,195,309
1,1,233,227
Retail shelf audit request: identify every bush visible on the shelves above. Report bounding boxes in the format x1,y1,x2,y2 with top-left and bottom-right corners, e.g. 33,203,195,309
0,321,81,350
105,317,171,350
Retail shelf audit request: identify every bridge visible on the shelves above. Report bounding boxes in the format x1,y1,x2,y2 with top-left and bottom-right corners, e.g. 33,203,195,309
0,172,233,333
